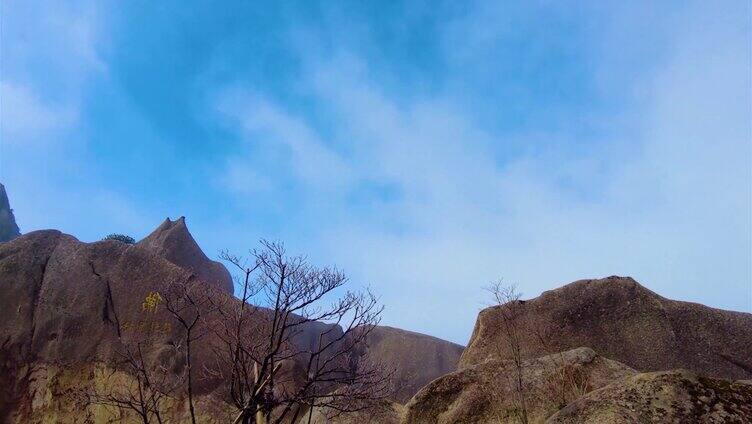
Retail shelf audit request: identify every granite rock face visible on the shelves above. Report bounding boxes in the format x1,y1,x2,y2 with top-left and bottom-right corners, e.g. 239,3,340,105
0,230,196,421
0,230,193,365
0,230,346,421
547,369,752,423
403,347,636,424
137,217,234,294
460,276,752,381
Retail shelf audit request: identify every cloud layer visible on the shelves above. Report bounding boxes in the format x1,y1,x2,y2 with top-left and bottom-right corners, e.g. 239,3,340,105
215,1,751,342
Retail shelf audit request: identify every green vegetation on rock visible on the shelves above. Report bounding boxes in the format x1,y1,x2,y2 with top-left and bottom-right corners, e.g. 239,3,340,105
102,233,136,244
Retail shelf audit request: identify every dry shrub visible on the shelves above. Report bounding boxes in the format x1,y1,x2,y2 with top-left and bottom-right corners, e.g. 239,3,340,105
544,363,592,410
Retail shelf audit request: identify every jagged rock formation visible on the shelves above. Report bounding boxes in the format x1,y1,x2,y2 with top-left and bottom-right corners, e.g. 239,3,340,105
402,347,636,424
0,183,21,242
460,276,752,381
547,370,752,423
137,217,234,294
18,225,750,423
357,326,464,403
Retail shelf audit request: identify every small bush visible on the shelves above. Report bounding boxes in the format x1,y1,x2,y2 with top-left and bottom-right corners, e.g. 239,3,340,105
103,234,136,244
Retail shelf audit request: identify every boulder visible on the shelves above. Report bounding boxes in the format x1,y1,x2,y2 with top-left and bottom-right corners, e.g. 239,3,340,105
403,347,636,424
460,276,752,381
547,369,752,423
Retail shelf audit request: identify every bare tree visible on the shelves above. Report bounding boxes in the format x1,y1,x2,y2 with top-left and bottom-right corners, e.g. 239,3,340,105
161,279,220,424
487,281,529,424
80,342,178,424
79,269,181,424
209,240,392,424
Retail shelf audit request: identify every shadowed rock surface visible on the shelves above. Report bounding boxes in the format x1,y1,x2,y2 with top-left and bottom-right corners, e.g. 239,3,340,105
547,369,752,423
137,217,234,293
460,276,752,381
0,183,21,242
402,347,636,424
357,326,464,403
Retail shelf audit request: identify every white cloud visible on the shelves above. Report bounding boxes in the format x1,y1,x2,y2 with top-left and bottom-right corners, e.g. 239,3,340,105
217,93,356,196
217,1,750,343
0,82,76,145
0,0,154,242
1,0,108,147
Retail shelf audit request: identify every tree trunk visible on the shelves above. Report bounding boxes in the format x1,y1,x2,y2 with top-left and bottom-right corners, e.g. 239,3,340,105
186,335,197,424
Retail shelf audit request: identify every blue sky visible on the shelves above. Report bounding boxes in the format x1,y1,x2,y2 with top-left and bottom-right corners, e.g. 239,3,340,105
1,0,750,344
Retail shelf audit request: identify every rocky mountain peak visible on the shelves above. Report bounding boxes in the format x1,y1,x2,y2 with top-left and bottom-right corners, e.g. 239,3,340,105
137,216,234,293
0,183,21,243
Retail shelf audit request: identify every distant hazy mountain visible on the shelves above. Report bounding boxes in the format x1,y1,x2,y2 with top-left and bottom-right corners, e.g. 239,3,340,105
357,325,464,403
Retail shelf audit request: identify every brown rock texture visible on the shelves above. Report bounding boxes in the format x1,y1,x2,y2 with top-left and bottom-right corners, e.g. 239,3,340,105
357,326,464,403
402,347,636,424
547,369,752,423
8,362,234,424
0,230,191,366
0,229,199,421
137,217,234,293
460,276,752,381
0,183,21,242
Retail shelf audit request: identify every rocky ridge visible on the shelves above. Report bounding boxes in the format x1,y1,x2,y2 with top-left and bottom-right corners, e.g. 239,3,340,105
460,276,752,381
